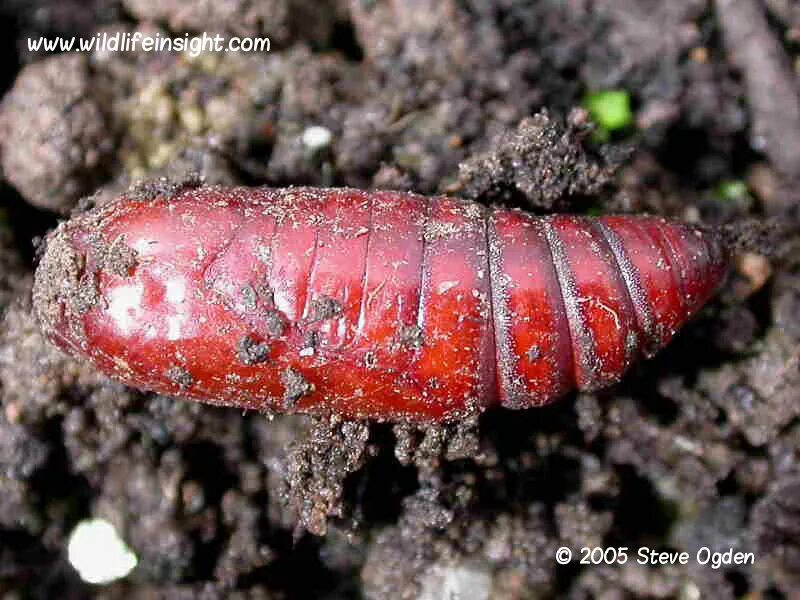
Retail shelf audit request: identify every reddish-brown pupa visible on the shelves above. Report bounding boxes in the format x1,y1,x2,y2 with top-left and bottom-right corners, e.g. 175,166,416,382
33,186,727,422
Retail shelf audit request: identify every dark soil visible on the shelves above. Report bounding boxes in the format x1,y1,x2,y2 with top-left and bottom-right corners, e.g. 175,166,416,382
1,0,799,598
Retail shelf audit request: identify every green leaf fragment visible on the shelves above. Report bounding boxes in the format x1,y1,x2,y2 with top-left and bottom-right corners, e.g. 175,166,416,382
583,90,633,133
715,180,749,202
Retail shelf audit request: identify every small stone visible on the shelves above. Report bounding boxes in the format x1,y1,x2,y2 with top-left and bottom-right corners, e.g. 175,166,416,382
418,562,491,600
301,125,333,151
735,252,772,298
67,518,138,584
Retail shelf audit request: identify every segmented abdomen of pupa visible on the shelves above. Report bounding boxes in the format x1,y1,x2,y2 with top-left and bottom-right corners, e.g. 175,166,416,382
33,186,727,422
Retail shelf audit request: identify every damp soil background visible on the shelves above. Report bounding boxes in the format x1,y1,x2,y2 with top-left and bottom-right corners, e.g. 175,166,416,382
1,1,799,598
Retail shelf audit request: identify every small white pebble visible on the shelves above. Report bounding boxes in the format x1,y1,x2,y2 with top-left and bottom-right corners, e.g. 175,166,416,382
419,562,491,600
67,518,138,584
301,125,333,150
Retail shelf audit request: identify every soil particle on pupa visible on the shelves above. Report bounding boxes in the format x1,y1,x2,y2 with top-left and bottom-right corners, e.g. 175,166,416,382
236,335,270,366
397,324,424,350
239,284,258,312
526,345,541,362
153,145,241,188
306,295,342,323
284,415,370,535
300,330,319,356
165,365,193,390
126,173,205,203
92,233,138,277
262,309,285,338
392,416,480,469
32,228,99,336
280,367,314,408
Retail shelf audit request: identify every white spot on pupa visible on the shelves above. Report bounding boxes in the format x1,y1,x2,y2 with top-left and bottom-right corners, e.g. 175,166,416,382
106,283,144,336
166,314,186,341
437,280,459,294
165,278,186,304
